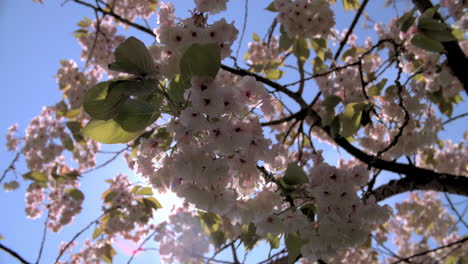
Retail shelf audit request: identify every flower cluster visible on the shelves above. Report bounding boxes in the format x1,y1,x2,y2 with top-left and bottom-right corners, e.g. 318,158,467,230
300,162,391,261
22,107,68,171
105,0,156,22
25,183,46,219
385,192,467,263
56,60,98,109
153,2,238,78
417,139,468,176
2,180,19,192
158,204,211,263
5,123,19,151
47,180,83,233
101,174,154,241
246,36,280,66
77,17,125,77
275,0,335,39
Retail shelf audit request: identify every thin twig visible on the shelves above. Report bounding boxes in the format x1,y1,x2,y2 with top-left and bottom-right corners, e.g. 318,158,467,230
442,112,468,125
55,213,105,263
127,229,158,264
235,0,249,61
82,146,129,174
443,193,468,228
333,0,370,62
0,152,20,184
35,211,50,264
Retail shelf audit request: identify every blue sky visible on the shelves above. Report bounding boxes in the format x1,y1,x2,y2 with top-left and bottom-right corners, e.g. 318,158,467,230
0,0,466,263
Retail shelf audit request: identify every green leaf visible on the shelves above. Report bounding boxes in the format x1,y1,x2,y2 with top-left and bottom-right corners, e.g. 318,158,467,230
397,8,416,33
65,188,85,200
428,90,463,117
266,69,284,80
83,82,127,120
167,75,191,112
108,36,156,77
56,108,81,119
451,28,465,40
107,79,157,98
61,135,74,151
66,121,85,144
421,6,438,19
199,211,222,232
135,186,153,196
283,162,308,185
142,197,162,210
321,95,342,110
92,227,102,239
101,244,116,264
293,38,310,65
312,57,327,74
210,230,227,249
418,17,456,42
310,38,328,61
23,171,48,182
241,223,259,251
131,185,142,194
343,0,359,11
367,78,387,96
279,25,293,52
81,119,143,144
445,256,461,264
300,203,316,221
341,103,363,138
341,47,361,61
411,33,445,53
329,115,342,139
77,17,92,28
321,109,336,126
285,232,305,264
265,1,277,12
0,234,3,240
102,190,117,203
267,233,280,249
252,33,261,42
180,43,221,79
113,99,159,133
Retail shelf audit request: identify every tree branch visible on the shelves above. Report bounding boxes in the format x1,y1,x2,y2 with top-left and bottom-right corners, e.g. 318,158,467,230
411,0,468,94
0,242,31,264
220,65,308,108
390,236,468,264
71,0,155,36
0,152,20,184
373,172,468,202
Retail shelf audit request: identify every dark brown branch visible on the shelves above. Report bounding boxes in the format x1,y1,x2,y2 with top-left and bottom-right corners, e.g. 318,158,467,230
0,242,31,264
72,0,155,36
442,112,468,125
220,65,308,108
391,236,468,264
373,171,468,202
333,0,370,62
411,0,468,94
261,109,307,126
443,193,468,228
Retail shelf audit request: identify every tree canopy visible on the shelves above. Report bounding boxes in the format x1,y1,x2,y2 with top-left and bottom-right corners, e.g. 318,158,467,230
1,0,467,263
